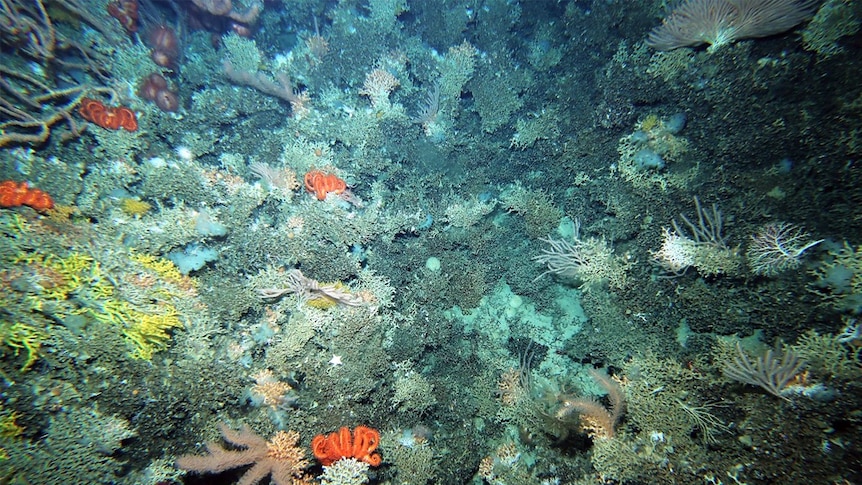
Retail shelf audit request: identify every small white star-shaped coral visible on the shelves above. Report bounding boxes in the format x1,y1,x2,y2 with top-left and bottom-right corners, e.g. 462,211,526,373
329,355,343,366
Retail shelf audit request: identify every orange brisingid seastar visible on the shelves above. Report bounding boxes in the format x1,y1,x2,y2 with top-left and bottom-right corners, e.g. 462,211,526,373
304,169,347,201
0,180,54,211
78,97,138,132
311,425,381,467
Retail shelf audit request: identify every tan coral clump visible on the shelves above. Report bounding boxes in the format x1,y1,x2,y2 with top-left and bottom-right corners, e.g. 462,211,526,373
809,241,862,312
267,430,307,463
249,369,293,410
497,368,527,406
534,232,631,290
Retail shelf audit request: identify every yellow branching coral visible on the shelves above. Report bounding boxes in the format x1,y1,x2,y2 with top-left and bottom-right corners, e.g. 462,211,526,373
119,198,152,217
0,212,28,236
640,113,660,131
0,409,24,438
130,251,197,292
93,299,184,360
130,252,182,281
305,296,338,310
15,252,103,301
0,322,48,371
124,309,184,360
2,231,193,363
45,204,81,224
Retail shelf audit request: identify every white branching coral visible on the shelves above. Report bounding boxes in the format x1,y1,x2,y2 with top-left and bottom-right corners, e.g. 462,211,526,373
320,457,369,485
652,197,742,276
746,222,823,276
652,227,699,274
533,222,629,289
443,196,497,228
390,360,437,416
359,68,400,109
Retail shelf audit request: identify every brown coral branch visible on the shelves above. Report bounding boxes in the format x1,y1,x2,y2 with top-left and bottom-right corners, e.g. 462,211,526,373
0,0,119,147
0,82,89,147
222,60,310,115
0,0,55,60
176,424,266,473
190,0,263,24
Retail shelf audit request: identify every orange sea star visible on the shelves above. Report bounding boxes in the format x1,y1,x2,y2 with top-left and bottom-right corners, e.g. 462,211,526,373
311,425,381,467
303,169,346,201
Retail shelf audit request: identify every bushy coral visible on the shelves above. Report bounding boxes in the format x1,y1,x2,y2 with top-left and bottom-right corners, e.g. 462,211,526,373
381,430,436,485
791,328,862,380
390,361,437,415
221,32,263,74
471,62,525,133
248,369,295,410
510,108,561,149
810,241,862,313
0,407,23,438
443,196,497,229
802,0,860,57
2,408,136,484
499,182,562,238
319,457,370,485
653,227,742,276
616,114,694,190
588,355,719,482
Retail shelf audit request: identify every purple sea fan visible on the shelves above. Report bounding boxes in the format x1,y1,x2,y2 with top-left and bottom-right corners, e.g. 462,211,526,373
746,222,823,276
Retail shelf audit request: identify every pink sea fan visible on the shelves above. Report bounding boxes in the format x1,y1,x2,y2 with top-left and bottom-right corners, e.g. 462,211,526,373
646,0,819,52
176,423,310,485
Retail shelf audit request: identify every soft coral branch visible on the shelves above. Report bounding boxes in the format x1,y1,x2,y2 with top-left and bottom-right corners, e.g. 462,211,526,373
176,423,311,485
